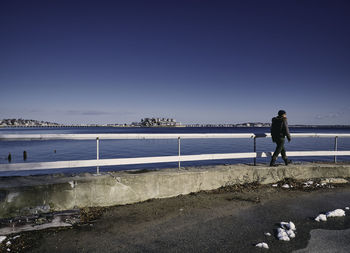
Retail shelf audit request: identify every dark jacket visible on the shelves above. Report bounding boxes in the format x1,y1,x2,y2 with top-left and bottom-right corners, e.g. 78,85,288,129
271,116,291,142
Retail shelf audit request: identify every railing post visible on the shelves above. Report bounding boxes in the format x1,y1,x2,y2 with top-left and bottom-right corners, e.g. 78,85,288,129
178,137,181,169
253,136,256,166
96,137,100,174
334,136,338,163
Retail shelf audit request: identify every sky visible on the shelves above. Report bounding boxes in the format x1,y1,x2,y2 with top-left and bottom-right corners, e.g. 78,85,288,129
0,0,350,125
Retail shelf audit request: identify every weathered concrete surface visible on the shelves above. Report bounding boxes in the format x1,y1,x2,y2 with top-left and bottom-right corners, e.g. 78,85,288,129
0,163,350,218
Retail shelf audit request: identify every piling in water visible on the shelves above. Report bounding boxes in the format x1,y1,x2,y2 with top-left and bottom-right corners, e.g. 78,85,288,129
23,151,27,161
7,153,11,163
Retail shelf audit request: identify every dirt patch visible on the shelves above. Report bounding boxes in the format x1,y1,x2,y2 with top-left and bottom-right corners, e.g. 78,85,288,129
208,181,261,194
80,207,106,223
0,232,40,253
0,226,75,253
126,169,156,174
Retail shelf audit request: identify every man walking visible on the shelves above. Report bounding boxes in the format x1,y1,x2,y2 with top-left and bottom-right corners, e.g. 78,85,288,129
270,110,292,166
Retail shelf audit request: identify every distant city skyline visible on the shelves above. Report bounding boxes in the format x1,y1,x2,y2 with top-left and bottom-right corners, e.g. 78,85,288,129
2,118,349,127
1,0,350,125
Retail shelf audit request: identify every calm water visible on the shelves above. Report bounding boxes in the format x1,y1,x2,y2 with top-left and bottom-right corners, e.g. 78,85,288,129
0,127,350,176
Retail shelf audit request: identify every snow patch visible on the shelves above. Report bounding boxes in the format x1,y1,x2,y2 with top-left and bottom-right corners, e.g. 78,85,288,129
277,228,290,241
0,236,6,243
255,242,269,249
6,241,11,246
315,209,345,222
282,184,290,189
264,232,271,236
315,214,327,222
287,229,296,238
303,181,313,187
345,207,349,210
280,221,296,231
277,221,296,241
0,217,72,236
272,184,278,187
6,192,19,203
326,209,345,217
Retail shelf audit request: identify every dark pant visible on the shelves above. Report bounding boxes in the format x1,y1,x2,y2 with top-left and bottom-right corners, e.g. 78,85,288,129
272,138,287,161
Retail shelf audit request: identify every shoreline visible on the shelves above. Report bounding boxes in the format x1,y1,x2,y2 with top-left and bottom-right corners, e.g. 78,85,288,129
1,125,350,129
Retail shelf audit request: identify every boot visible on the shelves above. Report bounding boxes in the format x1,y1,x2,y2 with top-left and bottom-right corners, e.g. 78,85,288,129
270,158,277,167
283,158,292,165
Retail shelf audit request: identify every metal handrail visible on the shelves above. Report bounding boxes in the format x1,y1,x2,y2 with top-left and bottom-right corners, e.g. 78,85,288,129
0,133,350,174
1,133,350,140
0,133,255,140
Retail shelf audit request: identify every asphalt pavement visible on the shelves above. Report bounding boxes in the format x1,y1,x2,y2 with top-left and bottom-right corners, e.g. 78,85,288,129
9,183,350,253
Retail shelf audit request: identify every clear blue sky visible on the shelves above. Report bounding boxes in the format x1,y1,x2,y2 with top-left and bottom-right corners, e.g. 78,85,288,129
1,0,349,125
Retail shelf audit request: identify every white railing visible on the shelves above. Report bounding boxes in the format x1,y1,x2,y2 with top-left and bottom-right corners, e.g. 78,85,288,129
0,133,350,174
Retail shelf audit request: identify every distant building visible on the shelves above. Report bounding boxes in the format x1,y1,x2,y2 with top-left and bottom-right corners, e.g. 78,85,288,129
139,117,178,127
0,119,61,127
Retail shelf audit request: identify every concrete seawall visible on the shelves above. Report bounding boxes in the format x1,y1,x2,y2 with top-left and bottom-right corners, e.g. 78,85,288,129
1,163,350,218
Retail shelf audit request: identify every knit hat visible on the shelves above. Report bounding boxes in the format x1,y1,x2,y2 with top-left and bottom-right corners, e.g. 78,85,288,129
278,110,286,116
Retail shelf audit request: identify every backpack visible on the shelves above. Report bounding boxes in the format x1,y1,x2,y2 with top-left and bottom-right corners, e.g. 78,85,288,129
271,117,283,141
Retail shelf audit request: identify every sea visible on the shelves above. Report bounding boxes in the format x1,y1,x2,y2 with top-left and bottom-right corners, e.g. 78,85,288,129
0,127,350,176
